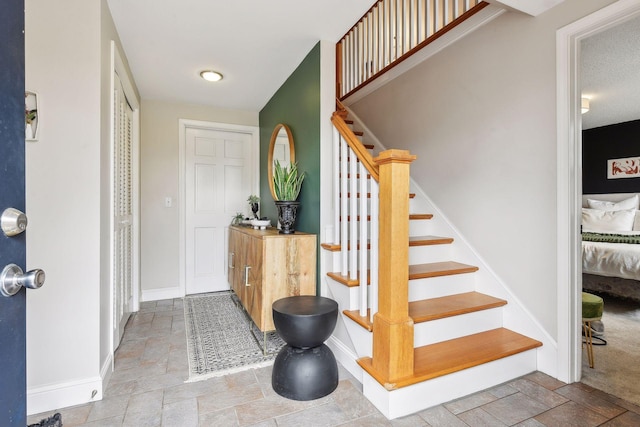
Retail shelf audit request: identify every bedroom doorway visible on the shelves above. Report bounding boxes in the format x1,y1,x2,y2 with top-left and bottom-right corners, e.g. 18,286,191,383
556,0,640,386
578,12,640,405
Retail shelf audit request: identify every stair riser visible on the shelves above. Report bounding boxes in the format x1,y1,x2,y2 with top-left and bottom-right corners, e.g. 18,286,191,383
409,245,454,264
326,276,362,311
362,349,538,419
414,308,503,347
342,314,373,358
408,275,475,301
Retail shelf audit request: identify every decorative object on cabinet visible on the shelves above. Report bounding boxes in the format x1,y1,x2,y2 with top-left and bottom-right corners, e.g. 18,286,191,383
247,194,260,219
25,91,39,141
227,225,316,334
273,160,305,234
268,123,295,200
232,212,244,225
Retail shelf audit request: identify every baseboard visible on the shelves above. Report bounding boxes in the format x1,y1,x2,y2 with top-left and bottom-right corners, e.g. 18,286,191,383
141,285,183,302
100,353,113,398
27,374,103,416
326,336,363,384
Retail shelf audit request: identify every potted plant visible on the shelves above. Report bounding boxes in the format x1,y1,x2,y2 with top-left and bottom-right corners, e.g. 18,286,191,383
231,212,244,226
247,195,260,219
273,160,305,234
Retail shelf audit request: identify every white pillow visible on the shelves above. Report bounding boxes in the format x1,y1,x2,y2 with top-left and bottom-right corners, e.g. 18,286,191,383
587,195,639,211
635,210,640,231
582,208,636,232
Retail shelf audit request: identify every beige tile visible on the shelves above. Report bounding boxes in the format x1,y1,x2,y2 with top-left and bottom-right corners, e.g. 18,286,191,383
80,415,125,426
198,407,239,426
162,398,199,427
457,407,508,426
122,410,161,427
600,411,640,427
417,405,468,426
513,419,547,427
334,412,395,426
534,401,609,426
524,371,567,390
488,383,518,399
86,395,129,422
481,392,549,425
444,390,498,415
234,393,317,426
508,378,569,408
164,376,229,404
126,389,163,415
555,384,626,419
329,380,379,419
591,388,640,414
197,382,265,414
389,414,430,426
275,402,350,427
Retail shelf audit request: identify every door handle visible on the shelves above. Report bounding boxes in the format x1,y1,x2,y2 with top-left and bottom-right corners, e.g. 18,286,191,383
1,264,46,297
244,265,251,287
1,208,28,237
229,252,235,269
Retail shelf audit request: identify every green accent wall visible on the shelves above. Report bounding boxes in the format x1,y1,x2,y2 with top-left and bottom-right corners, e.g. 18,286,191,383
259,42,321,290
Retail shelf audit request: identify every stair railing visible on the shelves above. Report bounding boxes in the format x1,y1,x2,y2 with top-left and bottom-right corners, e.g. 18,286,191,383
331,108,379,322
331,104,417,384
337,0,488,100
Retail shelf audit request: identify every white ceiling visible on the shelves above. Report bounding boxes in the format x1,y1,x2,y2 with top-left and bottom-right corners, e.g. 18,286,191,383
106,0,374,111
581,14,640,130
105,0,572,114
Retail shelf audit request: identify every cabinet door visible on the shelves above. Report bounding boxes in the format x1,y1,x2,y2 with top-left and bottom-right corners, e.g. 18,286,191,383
244,235,264,329
228,229,244,301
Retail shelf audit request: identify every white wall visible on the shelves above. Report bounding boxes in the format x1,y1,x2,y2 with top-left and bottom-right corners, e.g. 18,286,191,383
349,0,616,339
25,0,138,413
140,100,257,300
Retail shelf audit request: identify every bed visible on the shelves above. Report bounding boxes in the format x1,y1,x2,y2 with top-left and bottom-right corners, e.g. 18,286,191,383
582,193,640,301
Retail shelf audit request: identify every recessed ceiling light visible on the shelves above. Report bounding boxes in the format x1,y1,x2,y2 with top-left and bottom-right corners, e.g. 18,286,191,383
200,70,223,82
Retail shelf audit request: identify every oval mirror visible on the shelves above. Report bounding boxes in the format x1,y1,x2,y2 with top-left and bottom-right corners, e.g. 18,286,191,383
268,124,295,200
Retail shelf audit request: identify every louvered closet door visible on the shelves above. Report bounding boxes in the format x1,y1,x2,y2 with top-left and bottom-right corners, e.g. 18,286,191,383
113,73,133,348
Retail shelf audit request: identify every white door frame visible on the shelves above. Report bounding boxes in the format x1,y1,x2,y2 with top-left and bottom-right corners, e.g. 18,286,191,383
109,40,141,354
178,119,259,296
556,0,640,383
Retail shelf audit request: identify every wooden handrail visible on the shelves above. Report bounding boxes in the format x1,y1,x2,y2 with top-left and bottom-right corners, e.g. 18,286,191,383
331,111,379,182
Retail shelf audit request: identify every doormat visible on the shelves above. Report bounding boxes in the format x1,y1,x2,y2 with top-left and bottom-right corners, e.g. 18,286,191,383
183,291,285,382
28,412,62,427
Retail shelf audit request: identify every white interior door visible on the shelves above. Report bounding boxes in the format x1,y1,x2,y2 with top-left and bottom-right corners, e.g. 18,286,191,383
113,73,133,347
185,126,255,295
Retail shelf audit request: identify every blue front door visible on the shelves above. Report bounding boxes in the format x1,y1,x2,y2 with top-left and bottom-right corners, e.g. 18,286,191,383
0,0,27,424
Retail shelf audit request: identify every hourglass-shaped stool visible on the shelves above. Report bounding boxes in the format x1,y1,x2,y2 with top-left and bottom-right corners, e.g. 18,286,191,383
271,296,339,400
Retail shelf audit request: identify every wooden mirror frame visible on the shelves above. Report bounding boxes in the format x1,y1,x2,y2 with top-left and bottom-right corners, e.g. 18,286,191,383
268,123,295,200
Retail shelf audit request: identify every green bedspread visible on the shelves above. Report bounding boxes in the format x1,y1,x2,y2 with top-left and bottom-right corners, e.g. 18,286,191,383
582,232,640,244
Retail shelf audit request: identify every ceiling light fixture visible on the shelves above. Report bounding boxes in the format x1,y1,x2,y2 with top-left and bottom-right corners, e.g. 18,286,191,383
200,70,223,82
581,97,590,114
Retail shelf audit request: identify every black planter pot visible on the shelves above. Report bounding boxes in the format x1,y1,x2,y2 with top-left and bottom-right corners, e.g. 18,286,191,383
275,200,300,234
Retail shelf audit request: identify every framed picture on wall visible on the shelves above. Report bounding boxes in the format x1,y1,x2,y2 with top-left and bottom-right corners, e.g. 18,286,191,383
607,156,640,179
25,91,39,141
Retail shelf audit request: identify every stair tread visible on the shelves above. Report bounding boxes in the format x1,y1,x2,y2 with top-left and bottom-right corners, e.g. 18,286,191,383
322,235,451,252
343,292,506,329
409,292,506,323
409,261,478,279
410,214,433,220
358,328,542,390
410,235,454,246
328,261,477,285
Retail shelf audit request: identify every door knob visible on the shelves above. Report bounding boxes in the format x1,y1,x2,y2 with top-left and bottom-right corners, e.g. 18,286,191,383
1,208,28,237
1,264,46,297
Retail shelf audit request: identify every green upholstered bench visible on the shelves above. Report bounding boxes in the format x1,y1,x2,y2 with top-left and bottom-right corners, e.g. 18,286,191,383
582,292,604,368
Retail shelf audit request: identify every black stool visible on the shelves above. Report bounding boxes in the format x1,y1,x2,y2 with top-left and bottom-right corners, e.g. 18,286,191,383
271,296,339,400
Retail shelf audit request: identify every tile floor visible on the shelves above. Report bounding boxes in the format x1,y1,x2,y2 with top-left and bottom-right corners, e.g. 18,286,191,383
28,298,640,426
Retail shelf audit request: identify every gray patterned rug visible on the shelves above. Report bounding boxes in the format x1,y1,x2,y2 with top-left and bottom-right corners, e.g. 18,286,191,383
184,291,285,382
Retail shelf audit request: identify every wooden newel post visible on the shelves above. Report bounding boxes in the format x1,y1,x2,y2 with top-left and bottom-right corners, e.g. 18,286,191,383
372,149,416,386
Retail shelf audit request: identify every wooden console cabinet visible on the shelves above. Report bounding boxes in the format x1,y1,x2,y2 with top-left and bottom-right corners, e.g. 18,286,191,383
228,226,316,331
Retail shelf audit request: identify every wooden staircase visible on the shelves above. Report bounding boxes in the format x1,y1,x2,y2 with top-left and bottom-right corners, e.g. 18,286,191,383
324,107,542,418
